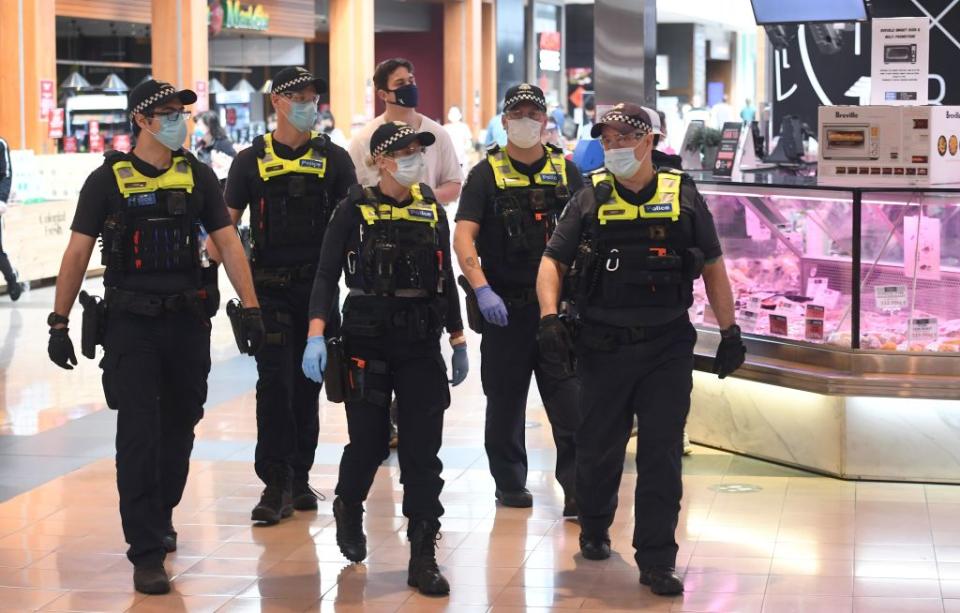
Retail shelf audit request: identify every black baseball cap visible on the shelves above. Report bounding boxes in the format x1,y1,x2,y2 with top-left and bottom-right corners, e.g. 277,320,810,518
590,102,660,138
271,67,328,95
128,80,197,117
503,83,547,112
370,121,436,157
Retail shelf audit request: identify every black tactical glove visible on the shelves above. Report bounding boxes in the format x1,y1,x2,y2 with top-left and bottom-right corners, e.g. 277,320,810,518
537,314,575,381
239,307,265,356
714,325,746,379
48,328,78,370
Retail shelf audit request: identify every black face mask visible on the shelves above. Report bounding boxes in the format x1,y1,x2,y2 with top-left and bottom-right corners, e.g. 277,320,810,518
388,83,419,108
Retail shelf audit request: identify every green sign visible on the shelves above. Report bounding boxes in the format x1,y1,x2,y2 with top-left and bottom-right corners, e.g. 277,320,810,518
217,0,270,32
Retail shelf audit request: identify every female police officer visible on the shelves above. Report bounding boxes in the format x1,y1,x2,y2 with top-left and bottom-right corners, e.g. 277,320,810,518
536,103,746,596
302,121,467,596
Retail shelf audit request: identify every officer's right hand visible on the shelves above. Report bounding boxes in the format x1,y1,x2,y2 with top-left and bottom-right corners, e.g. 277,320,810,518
48,328,78,370
475,285,509,327
302,335,327,384
240,307,265,355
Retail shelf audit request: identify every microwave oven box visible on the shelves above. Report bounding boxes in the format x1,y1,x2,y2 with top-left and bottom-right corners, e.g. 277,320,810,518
817,105,960,186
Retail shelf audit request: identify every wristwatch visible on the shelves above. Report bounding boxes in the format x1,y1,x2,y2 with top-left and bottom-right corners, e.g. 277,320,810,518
47,312,69,327
720,324,741,339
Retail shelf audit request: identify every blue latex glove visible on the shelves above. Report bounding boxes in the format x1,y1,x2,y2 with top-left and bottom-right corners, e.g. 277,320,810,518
449,343,469,386
302,335,327,384
475,285,509,327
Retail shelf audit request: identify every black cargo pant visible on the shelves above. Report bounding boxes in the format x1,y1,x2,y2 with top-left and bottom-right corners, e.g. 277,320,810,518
0,221,18,289
254,279,341,486
481,299,581,496
575,317,696,569
334,299,450,523
100,308,211,566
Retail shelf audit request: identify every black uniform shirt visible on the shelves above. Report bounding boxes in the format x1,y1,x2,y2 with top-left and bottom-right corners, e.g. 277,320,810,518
71,150,232,293
224,134,357,265
544,171,723,327
309,186,464,333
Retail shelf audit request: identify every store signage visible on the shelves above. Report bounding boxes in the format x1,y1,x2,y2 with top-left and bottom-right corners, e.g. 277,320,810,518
769,314,788,336
538,32,561,72
88,121,104,154
871,17,930,105
713,123,743,177
62,136,78,153
874,285,908,311
112,134,131,153
194,80,209,113
47,109,64,139
222,0,269,32
39,79,55,121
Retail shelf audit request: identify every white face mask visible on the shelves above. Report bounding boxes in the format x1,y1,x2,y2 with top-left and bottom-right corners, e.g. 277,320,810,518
389,152,424,187
506,118,543,149
604,145,648,179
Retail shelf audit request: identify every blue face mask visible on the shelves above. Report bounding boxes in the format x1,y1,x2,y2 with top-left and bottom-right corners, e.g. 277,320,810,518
147,114,188,151
285,100,318,133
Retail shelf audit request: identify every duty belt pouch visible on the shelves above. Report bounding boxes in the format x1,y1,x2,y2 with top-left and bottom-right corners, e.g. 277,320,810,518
373,243,398,294
342,318,384,338
287,175,307,198
457,275,483,334
78,290,106,359
225,299,247,353
324,337,347,403
201,262,220,318
346,357,390,407
165,191,187,216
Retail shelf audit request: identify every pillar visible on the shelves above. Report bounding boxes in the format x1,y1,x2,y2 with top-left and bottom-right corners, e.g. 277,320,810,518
0,0,57,153
594,0,657,107
329,0,374,138
481,2,497,128
443,0,482,137
151,0,209,121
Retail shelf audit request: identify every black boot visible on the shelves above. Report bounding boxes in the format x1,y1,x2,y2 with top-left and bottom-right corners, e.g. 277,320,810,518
579,530,611,560
640,566,684,596
407,519,449,596
162,524,177,553
0,255,21,302
495,488,533,508
133,562,170,594
333,496,367,562
292,480,321,511
251,466,293,525
562,495,578,518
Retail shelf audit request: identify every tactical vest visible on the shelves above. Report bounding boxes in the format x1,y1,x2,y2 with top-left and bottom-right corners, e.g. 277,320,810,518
250,131,331,264
574,169,703,310
102,152,204,290
344,184,444,297
477,145,571,289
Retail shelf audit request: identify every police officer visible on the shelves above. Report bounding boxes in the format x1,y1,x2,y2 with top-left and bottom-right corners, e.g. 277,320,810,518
535,104,746,596
302,121,467,596
47,80,263,595
453,83,583,512
224,67,357,525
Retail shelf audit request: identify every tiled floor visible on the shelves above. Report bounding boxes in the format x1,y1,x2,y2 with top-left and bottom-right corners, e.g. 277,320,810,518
3,284,960,612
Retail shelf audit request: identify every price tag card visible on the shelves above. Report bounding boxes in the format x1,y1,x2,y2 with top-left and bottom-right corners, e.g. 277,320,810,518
874,285,908,312
806,277,829,302
909,317,938,342
805,304,825,319
769,314,789,336
805,318,825,341
740,310,759,333
778,299,805,317
747,296,762,312
821,288,841,310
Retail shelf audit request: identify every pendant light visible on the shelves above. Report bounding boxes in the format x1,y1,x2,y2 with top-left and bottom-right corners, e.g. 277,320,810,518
260,79,273,94
100,73,129,93
60,71,91,91
232,78,256,93
208,78,227,94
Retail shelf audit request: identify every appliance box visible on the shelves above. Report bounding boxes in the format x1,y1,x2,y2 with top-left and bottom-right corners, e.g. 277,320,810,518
818,105,960,186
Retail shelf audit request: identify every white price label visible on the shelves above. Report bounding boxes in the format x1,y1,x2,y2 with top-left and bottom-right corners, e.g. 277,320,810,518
740,310,759,333
909,317,938,342
874,285,908,312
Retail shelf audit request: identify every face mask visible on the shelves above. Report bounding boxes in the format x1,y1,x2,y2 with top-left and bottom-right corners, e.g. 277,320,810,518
389,83,419,108
193,124,204,139
506,118,543,149
284,100,318,133
147,115,188,151
389,152,424,187
604,145,647,179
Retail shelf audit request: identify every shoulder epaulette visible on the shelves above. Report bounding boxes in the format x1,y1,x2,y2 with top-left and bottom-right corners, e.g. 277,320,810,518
251,135,267,158
310,133,329,153
103,150,126,166
346,184,367,206
593,180,613,204
485,143,501,155
417,183,437,203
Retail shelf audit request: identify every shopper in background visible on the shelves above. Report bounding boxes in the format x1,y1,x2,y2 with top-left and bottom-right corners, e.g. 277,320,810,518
224,67,357,526
47,80,262,595
576,98,597,142
0,136,22,301
454,83,583,513
543,116,566,150
740,98,757,124
536,103,745,597
653,109,683,171
483,105,508,149
442,105,474,169
317,110,348,149
710,94,738,129
194,111,237,165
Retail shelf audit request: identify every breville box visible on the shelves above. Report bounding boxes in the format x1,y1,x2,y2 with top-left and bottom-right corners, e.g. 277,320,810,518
817,105,960,186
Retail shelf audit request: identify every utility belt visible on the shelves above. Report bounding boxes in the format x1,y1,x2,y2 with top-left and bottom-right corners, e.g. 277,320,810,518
253,262,317,289
347,288,430,299
104,287,209,319
493,286,539,309
576,313,690,352
342,297,444,342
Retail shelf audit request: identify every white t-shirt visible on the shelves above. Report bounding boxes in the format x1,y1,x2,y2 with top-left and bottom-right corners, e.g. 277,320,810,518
348,113,464,190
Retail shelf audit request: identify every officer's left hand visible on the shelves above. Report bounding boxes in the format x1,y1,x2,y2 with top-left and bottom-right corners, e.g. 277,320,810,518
537,315,575,379
449,344,469,386
714,325,746,379
240,307,265,355
302,335,327,384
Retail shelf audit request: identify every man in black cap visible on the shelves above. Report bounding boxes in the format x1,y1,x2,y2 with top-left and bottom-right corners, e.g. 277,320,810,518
47,79,263,595
536,102,746,596
453,83,584,513
224,66,357,525
303,120,467,596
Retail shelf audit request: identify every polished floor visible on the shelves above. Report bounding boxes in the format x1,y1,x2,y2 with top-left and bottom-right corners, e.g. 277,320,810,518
2,283,960,612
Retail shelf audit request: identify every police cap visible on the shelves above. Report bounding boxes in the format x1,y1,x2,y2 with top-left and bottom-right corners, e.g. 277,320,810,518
590,103,661,138
503,83,547,112
128,80,197,118
370,121,436,157
271,66,328,96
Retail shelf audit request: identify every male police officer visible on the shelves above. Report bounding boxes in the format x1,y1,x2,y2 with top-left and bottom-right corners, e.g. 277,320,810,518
454,84,583,512
303,121,467,595
47,80,263,595
536,104,746,596
225,67,357,525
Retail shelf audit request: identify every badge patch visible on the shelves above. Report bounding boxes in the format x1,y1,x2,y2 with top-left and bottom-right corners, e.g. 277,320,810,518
127,192,158,208
644,203,673,214
408,207,435,219
300,159,325,170
538,173,560,183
